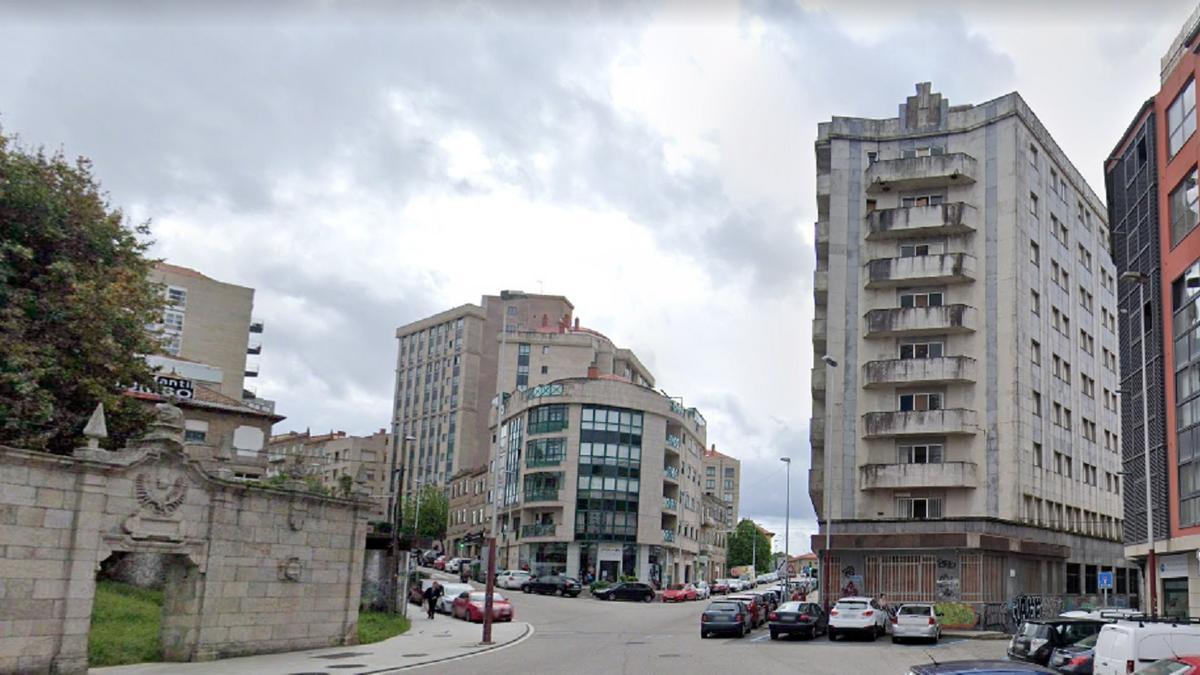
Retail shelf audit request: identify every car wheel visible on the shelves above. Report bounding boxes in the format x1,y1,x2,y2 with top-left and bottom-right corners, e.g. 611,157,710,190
828,628,837,641
868,627,877,642
644,593,653,603
700,631,707,639
891,636,899,644
769,631,778,640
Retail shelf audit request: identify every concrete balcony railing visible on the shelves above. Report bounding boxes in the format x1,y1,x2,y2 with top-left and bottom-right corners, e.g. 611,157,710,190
811,366,826,393
813,317,827,352
866,202,977,241
859,461,980,490
810,417,825,445
864,304,977,338
865,253,976,289
520,523,559,538
815,270,828,305
862,408,978,438
862,356,977,388
865,152,978,194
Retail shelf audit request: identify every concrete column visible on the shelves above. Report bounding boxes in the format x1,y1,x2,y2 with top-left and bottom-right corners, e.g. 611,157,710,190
638,545,651,583
566,542,580,578
54,469,109,675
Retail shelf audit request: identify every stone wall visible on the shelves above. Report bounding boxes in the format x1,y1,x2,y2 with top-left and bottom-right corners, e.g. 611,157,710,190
0,405,371,675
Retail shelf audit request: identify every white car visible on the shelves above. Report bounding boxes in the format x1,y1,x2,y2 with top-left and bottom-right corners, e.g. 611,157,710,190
496,570,531,590
445,557,462,573
693,581,711,600
435,583,475,614
890,603,940,644
828,596,889,641
1093,620,1200,675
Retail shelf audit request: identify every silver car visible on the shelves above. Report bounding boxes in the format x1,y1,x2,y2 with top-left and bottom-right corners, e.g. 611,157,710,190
891,603,941,643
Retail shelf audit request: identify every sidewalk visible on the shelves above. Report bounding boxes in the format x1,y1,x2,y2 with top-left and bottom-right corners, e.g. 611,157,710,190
91,615,532,674
942,630,1011,641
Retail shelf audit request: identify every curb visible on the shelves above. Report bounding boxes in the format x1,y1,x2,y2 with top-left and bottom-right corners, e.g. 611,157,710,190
942,631,1011,641
364,622,535,673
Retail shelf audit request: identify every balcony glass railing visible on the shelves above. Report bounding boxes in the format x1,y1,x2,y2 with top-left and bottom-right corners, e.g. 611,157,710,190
663,498,677,511
528,420,569,435
520,523,556,538
663,529,676,542
664,466,680,480
666,434,682,448
525,489,560,502
526,453,565,468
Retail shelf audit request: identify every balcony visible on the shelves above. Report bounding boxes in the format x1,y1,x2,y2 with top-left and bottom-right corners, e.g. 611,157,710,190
866,202,977,241
663,529,676,543
865,152,978,194
814,270,828,305
663,466,680,482
862,408,978,438
865,253,976,289
859,461,980,490
528,420,568,435
663,498,678,511
520,523,558,538
249,321,264,334
246,343,262,355
813,317,827,353
810,417,825,445
526,453,565,469
525,489,560,503
864,304,977,338
862,356,977,388
811,366,826,393
244,367,259,378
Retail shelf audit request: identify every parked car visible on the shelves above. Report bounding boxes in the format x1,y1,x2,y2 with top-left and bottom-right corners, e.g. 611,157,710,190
1009,619,1106,667
409,579,432,605
1093,620,1200,675
700,599,753,639
496,570,531,590
711,580,730,595
592,582,656,603
433,555,447,571
445,557,463,573
769,601,827,640
663,584,698,603
828,596,889,641
434,583,475,614
693,581,711,600
891,603,941,644
726,593,766,628
1049,631,1100,675
451,591,514,623
906,660,1057,675
522,575,581,597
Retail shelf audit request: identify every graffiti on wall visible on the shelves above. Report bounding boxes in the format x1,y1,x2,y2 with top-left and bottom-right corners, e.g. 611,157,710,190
1007,594,1063,631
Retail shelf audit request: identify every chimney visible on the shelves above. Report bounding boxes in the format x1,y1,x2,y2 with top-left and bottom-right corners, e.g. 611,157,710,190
574,317,580,330
587,366,599,379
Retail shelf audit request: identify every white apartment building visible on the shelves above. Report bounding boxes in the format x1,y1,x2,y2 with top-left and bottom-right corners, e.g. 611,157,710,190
809,83,1135,605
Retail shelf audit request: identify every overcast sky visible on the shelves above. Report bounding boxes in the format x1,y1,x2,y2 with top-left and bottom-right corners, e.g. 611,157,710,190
2,0,1195,554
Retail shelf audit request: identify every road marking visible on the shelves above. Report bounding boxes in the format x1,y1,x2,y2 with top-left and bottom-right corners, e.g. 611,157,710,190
749,634,771,643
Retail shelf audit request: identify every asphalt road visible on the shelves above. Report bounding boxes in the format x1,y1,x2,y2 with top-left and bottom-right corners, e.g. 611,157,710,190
437,589,1010,675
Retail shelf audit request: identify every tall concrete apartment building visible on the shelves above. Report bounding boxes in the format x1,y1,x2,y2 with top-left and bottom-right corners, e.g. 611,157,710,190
810,83,1134,606
1107,5,1200,618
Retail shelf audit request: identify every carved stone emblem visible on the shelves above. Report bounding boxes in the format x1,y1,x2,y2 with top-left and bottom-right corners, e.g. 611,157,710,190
135,473,188,516
278,557,303,582
288,500,307,531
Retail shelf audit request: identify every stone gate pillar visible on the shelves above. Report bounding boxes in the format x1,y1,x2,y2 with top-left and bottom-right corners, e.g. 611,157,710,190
55,469,110,674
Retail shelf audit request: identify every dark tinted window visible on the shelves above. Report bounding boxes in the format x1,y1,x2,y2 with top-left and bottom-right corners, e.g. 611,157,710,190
706,603,740,612
1020,623,1052,638
899,605,932,616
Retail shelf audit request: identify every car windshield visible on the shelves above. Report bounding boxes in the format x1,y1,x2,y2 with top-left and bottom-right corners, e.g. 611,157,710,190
668,584,685,590
900,605,932,616
1072,633,1100,648
1139,661,1194,675
468,592,506,602
1020,623,1052,638
777,602,803,612
836,601,867,610
707,603,739,612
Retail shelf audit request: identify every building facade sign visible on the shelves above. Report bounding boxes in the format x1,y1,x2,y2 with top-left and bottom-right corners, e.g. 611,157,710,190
155,376,194,400
1159,553,1191,578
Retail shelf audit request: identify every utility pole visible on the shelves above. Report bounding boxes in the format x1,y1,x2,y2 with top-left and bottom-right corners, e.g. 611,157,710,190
781,457,791,593
484,300,522,644
821,355,839,612
387,435,415,614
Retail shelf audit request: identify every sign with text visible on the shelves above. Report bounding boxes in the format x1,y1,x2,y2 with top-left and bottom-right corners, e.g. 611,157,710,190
1098,571,1114,590
154,376,194,400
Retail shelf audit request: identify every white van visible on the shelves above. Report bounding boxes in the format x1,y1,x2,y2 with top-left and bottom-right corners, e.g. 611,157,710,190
1093,621,1200,674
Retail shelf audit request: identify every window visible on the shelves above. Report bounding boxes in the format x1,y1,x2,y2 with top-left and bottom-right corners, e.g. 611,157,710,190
706,466,715,477
1030,193,1039,221
167,286,187,307
540,365,549,374
1078,244,1092,271
899,393,942,411
1168,78,1197,157
724,478,733,490
1081,374,1095,398
1031,240,1040,266
902,146,945,159
899,291,943,308
1033,442,1043,468
1032,390,1042,416
184,419,208,444
724,467,734,477
1051,168,1059,194
163,310,184,331
1083,418,1097,442
899,443,943,464
1054,451,1064,475
901,194,944,208
1030,144,1039,167
1080,329,1094,354
1170,168,1200,246
1031,339,1041,365
1079,288,1093,313
1031,290,1040,315
900,242,936,257
1058,217,1069,246
897,497,942,520
899,340,943,359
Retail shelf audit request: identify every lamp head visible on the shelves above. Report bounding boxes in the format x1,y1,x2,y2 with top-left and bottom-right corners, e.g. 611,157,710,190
821,355,839,368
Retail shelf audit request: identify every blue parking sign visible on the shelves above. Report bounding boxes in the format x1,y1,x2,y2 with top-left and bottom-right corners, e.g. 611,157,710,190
1098,571,1114,590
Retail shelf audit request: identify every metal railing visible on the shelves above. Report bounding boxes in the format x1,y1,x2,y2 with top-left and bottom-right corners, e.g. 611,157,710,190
520,523,556,538
664,466,680,479
525,489,560,502
663,498,677,511
526,453,565,468
663,529,676,542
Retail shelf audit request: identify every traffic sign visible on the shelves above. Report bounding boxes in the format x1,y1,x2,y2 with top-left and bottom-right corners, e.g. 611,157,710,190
1098,571,1114,590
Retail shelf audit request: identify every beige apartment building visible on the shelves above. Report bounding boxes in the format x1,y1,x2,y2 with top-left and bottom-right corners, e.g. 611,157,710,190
699,492,731,581
809,83,1134,606
703,446,741,530
263,429,392,519
447,466,490,560
147,263,264,403
491,372,709,587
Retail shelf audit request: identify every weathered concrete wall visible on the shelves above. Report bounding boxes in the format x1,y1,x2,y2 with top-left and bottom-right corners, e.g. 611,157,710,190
0,405,371,674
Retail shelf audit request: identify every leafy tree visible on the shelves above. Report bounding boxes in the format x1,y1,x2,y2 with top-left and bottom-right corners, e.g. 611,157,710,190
0,132,163,453
726,519,773,573
401,484,448,539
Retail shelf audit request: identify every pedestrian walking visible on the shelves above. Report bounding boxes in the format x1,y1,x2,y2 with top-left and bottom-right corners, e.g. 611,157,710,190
424,580,443,620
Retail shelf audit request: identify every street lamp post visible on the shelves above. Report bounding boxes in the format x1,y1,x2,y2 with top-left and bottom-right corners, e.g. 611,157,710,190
1121,270,1157,615
820,355,839,612
388,434,416,614
780,457,791,595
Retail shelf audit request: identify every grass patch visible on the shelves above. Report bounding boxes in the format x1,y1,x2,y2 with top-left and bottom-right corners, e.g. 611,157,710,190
357,611,411,644
89,580,163,667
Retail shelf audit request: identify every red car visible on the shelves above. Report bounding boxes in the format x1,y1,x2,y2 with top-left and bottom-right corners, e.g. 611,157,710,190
433,556,447,571
662,584,698,603
711,581,730,595
451,591,514,623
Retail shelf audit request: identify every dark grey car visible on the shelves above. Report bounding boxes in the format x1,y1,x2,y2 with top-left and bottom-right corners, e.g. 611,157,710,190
769,601,827,640
700,600,752,638
909,660,1056,674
